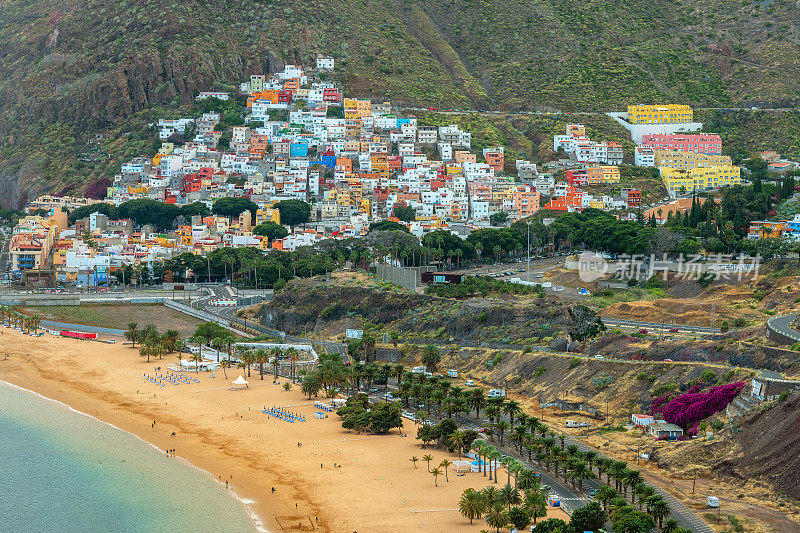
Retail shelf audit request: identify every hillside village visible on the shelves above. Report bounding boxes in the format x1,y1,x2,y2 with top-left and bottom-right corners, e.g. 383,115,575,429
4,58,800,287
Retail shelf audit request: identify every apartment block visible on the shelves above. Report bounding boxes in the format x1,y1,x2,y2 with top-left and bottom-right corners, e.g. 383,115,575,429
627,104,693,124
641,133,722,155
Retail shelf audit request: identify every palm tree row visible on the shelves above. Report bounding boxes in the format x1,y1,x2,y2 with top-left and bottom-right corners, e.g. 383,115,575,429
459,482,548,532
393,370,675,530
125,322,184,364
0,306,41,334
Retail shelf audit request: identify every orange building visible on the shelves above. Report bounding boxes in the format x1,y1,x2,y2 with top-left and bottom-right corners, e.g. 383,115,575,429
484,151,504,173
249,135,270,158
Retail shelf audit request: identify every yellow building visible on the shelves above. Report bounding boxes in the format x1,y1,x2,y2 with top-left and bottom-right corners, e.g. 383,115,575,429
627,104,693,124
586,165,620,184
343,98,372,119
255,206,281,225
566,124,586,137
654,150,731,170
661,166,740,193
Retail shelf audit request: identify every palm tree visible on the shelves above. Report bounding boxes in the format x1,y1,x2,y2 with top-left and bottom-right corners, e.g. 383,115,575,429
661,518,680,533
125,322,139,347
410,456,419,469
624,469,644,501
596,484,618,513
499,483,521,508
578,445,595,468
422,454,434,472
472,440,487,478
523,485,548,524
489,449,502,484
139,343,152,363
512,425,528,454
389,330,400,348
610,461,628,492
439,459,452,482
220,359,229,379
494,420,509,446
636,484,656,510
481,485,501,508
256,348,268,380
503,400,522,426
162,329,180,353
271,355,281,381
451,395,468,424
570,461,595,493
517,469,538,491
650,497,670,528
485,503,509,533
271,347,282,380
287,347,299,382
459,488,487,525
191,352,202,372
470,388,486,418
430,467,442,487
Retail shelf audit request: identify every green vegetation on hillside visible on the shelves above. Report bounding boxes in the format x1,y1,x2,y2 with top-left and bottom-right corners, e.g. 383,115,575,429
1,0,798,204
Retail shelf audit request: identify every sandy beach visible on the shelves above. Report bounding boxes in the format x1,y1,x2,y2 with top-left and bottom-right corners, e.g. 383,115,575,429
0,327,568,532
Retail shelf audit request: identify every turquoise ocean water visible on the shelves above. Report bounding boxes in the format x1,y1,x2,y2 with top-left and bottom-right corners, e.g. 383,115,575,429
0,381,254,533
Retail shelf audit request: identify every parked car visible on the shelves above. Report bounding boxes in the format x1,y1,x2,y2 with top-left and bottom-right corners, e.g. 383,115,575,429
668,327,679,333
594,355,605,360
465,379,475,387
638,328,648,335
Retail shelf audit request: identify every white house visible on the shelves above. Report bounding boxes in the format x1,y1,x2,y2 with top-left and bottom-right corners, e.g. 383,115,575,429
316,56,335,70
634,146,656,167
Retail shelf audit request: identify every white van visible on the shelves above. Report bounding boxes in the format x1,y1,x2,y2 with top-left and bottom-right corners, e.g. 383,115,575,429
447,369,458,378
465,380,475,387
488,389,506,398
565,419,579,428
412,366,426,374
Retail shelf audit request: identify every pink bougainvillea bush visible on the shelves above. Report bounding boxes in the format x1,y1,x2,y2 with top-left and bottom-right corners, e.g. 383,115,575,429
661,382,745,430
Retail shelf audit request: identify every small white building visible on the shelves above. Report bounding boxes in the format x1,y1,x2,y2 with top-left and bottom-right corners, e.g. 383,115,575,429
316,56,335,70
631,414,654,426
635,146,656,167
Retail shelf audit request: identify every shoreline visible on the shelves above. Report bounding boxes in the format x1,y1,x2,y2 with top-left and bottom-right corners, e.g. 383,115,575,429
0,328,570,532
0,377,266,532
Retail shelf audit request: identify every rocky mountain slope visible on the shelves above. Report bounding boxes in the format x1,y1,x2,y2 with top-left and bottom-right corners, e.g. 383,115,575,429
1,0,799,204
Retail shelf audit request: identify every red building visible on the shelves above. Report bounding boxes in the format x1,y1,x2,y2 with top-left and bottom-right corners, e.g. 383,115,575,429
566,169,588,186
323,88,342,104
623,189,642,208
641,133,722,155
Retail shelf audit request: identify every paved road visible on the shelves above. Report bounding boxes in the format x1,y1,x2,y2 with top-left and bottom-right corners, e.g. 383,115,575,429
602,317,719,335
766,313,800,343
399,105,800,117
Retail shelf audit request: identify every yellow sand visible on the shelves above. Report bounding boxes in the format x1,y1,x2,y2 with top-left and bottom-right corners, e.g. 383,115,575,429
0,327,568,532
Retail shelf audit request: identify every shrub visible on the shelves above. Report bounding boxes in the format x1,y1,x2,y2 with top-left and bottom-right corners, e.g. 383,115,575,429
652,382,677,396
534,365,547,377
733,317,748,328
700,370,716,382
662,382,745,429
569,357,582,369
779,390,789,402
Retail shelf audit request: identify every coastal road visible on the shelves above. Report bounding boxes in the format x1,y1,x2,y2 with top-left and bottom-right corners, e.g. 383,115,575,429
560,432,714,533
766,313,800,344
601,317,720,336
